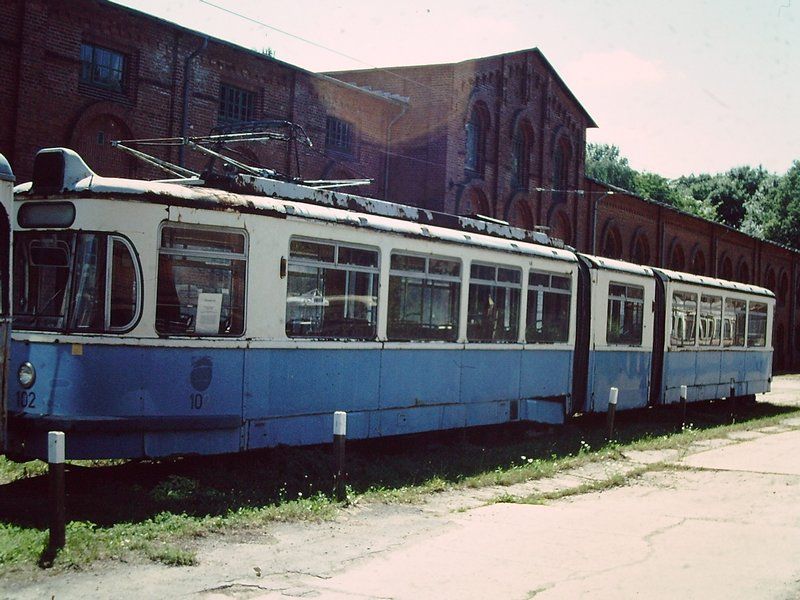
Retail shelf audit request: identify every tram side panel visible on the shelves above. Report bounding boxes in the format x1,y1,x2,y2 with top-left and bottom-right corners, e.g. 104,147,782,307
659,275,774,404
584,262,655,412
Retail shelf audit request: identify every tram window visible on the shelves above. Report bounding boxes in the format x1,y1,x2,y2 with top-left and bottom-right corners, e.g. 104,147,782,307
607,283,644,346
467,263,521,342
670,291,697,347
14,231,142,333
747,301,768,347
698,295,722,346
723,298,746,347
109,237,139,330
285,238,379,339
388,252,460,341
156,225,247,337
526,271,571,343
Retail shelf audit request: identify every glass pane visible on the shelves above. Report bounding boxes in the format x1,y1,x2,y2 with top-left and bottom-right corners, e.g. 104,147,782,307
391,253,425,272
526,287,570,343
698,295,722,346
747,301,768,347
290,239,335,262
470,264,495,281
671,291,697,347
70,235,103,330
607,283,644,345
467,282,520,342
157,227,246,336
430,258,460,277
723,298,746,347
529,272,550,287
13,233,73,331
388,275,459,341
498,267,521,284
551,275,571,290
285,265,377,339
110,239,138,329
338,246,378,268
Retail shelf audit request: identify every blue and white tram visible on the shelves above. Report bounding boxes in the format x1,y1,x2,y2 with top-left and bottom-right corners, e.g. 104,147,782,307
1,147,775,461
651,269,773,405
6,148,580,460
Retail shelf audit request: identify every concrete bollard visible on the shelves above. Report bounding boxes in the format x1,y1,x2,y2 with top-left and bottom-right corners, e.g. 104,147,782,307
680,384,688,428
729,379,737,422
48,431,66,553
333,411,347,502
607,387,618,441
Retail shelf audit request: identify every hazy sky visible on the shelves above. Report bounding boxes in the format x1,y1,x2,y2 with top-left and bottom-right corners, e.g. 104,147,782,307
113,0,799,178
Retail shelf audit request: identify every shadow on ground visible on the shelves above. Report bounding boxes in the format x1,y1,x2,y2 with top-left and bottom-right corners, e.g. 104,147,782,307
0,399,796,530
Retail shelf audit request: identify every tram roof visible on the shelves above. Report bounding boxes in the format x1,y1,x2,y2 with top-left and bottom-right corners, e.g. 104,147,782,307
653,267,774,298
578,254,655,278
15,148,577,264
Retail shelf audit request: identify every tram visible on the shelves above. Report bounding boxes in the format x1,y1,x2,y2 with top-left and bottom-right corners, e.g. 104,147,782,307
0,139,774,460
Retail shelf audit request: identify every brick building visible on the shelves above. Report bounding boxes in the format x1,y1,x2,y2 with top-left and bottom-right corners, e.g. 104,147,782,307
0,0,797,369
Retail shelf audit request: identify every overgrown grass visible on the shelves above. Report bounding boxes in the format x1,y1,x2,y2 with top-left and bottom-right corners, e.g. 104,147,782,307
1,398,798,576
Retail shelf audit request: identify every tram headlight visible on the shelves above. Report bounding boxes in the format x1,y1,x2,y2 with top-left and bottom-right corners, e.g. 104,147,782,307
18,362,36,389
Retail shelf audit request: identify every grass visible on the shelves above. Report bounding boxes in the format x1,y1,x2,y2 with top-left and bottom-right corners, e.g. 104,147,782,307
1,397,798,577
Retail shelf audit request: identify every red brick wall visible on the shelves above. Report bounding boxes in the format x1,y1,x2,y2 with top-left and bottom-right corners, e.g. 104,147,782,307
0,0,402,196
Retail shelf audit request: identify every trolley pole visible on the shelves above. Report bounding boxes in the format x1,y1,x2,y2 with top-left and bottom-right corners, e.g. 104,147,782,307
606,387,618,441
680,385,688,429
333,411,347,502
48,431,66,553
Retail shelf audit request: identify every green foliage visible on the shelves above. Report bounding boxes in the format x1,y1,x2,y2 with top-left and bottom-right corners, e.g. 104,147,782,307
761,160,800,249
633,172,682,206
585,143,636,191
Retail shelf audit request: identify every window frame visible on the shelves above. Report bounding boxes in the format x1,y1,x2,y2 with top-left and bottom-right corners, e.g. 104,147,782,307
218,83,256,124
466,262,522,343
606,282,645,346
387,251,462,342
80,42,126,92
325,116,354,155
156,222,248,338
670,290,698,348
285,237,380,340
746,300,768,348
525,269,572,344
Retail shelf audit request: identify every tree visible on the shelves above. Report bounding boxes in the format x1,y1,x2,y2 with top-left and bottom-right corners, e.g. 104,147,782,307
585,143,636,191
761,161,800,249
632,171,682,206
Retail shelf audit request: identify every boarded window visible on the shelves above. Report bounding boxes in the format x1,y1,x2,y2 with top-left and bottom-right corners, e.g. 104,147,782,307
526,271,571,343
467,263,521,342
285,239,379,339
388,253,460,341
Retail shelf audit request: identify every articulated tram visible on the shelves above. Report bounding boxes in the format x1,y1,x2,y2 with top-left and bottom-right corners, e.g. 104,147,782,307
0,144,774,460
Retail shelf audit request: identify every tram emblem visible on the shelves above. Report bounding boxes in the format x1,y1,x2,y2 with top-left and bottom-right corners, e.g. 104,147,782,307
190,357,213,392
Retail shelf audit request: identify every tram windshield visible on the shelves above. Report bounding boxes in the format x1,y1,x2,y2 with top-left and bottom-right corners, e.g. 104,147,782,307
13,232,140,332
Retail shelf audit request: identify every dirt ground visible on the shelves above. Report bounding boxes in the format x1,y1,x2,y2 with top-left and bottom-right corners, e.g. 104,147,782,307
3,375,800,600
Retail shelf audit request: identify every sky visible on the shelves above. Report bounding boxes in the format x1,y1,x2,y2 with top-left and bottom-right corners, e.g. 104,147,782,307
112,0,799,178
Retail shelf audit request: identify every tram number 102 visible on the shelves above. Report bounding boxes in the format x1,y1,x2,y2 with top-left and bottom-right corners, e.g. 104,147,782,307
16,390,37,409
190,393,206,410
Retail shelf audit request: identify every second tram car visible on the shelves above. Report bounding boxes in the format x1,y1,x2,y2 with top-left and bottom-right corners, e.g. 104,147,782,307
1,146,774,460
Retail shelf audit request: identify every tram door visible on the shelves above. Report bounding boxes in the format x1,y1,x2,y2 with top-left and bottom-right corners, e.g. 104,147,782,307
0,154,14,452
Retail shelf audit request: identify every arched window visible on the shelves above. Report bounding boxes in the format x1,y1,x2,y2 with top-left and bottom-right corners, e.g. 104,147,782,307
719,255,733,280
549,210,572,246
461,187,490,217
737,259,750,284
465,103,489,176
600,222,622,259
778,271,789,306
689,248,706,275
511,121,533,190
511,199,534,230
764,267,776,293
552,139,570,203
631,233,650,265
670,243,686,271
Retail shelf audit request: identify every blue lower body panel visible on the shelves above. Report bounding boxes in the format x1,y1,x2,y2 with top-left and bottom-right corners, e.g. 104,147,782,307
587,350,651,412
6,342,573,459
